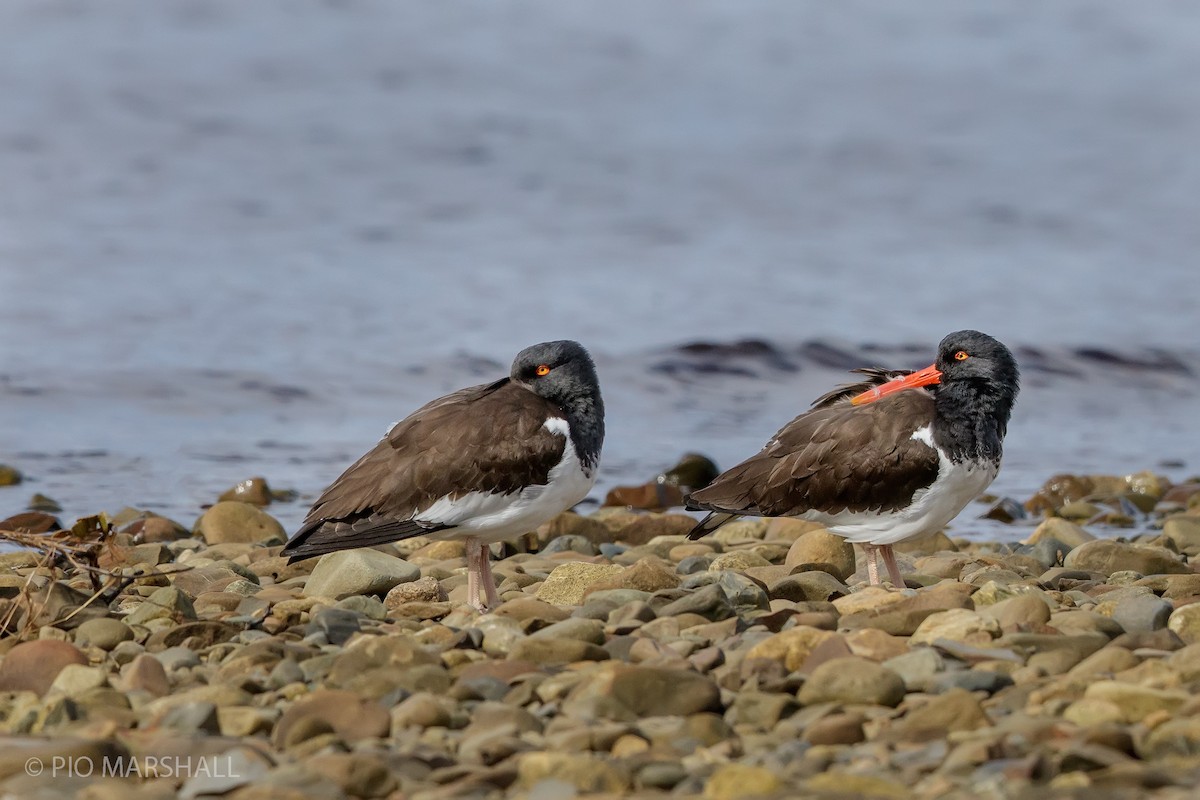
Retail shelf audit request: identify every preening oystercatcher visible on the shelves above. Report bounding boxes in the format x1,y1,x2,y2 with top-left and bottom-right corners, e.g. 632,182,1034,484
686,330,1019,587
282,340,604,611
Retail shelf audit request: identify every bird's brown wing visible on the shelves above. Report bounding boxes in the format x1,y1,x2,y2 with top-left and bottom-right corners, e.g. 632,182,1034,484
686,391,940,539
282,379,568,561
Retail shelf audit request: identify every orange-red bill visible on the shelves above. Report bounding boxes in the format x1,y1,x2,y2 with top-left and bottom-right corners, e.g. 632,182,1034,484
850,363,942,406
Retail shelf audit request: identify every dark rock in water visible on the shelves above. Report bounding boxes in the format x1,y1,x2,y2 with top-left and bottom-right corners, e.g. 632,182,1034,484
603,453,719,511
982,497,1026,523
0,511,61,533
219,476,274,506
653,338,797,377
603,481,684,510
0,464,22,486
26,493,62,513
660,453,720,491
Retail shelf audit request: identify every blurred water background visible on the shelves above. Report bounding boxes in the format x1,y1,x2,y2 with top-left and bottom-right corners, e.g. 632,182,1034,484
1,1,1196,538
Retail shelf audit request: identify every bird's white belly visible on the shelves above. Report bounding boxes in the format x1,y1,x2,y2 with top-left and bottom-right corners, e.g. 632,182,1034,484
798,428,998,545
414,423,596,544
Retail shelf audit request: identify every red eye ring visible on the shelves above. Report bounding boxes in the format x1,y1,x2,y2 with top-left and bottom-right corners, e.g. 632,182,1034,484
535,364,551,376
954,351,969,361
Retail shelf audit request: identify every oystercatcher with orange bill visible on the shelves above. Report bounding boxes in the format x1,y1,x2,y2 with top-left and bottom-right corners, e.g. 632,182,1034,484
282,340,604,611
686,330,1018,587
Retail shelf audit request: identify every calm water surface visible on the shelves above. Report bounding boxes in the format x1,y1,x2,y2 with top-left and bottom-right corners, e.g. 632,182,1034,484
1,2,1197,539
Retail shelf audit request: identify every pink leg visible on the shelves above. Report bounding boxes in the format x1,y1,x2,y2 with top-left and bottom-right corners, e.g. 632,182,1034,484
465,537,486,612
879,545,906,589
862,543,881,586
477,542,502,610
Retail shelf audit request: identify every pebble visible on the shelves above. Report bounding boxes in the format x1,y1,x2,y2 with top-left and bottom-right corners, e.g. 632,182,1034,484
5,481,1200,798
796,656,906,707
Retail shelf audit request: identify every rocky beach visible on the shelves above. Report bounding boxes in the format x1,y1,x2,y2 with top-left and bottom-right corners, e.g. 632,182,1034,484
1,468,1199,799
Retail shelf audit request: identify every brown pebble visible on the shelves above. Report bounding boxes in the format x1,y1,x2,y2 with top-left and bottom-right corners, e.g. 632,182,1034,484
0,640,87,696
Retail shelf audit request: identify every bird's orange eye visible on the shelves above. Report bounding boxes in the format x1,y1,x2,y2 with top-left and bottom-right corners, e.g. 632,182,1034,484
954,351,969,361
535,364,551,376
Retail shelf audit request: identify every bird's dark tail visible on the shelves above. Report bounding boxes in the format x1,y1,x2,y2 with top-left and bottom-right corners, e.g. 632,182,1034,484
685,510,741,540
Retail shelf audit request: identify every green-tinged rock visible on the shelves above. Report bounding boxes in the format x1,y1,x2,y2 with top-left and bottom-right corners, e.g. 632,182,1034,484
744,626,836,671
708,550,772,572
1138,717,1200,759
193,501,286,545
302,549,420,599
805,772,911,799
73,618,134,650
125,586,196,625
910,608,999,644
1083,681,1188,723
516,752,628,793
797,656,906,707
1167,603,1200,644
0,465,23,486
535,562,625,606
704,763,782,800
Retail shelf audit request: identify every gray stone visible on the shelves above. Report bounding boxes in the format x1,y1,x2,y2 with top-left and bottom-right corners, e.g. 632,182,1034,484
74,618,134,650
1110,594,1173,633
541,535,599,555
716,570,770,613
656,583,734,620
303,549,420,599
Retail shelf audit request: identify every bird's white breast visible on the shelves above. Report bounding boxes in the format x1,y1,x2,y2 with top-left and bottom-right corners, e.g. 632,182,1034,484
414,417,596,543
798,424,998,545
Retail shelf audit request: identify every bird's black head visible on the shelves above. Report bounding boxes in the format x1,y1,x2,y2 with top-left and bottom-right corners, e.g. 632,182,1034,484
933,329,1020,436
512,340,604,467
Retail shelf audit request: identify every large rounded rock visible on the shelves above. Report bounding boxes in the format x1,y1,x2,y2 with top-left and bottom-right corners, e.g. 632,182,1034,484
194,501,286,545
582,557,680,597
303,549,420,599
535,562,625,605
0,640,88,696
1167,603,1200,644
272,689,391,747
74,618,134,650
562,663,721,721
911,608,999,645
1063,540,1188,576
797,656,905,707
1082,681,1189,723
1162,516,1200,554
785,529,856,580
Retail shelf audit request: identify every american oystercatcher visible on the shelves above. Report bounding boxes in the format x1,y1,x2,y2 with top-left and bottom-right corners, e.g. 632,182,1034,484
281,340,604,611
686,330,1019,587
